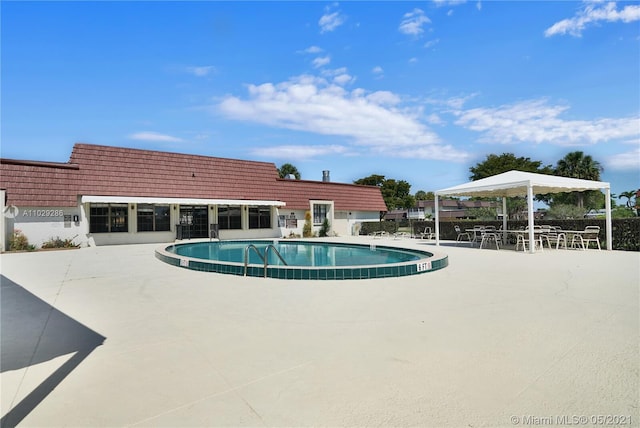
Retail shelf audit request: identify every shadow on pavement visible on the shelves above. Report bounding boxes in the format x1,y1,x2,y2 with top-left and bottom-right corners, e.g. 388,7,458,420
1,275,105,427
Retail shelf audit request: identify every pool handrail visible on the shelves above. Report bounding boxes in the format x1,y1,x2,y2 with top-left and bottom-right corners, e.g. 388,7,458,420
244,244,265,276
243,244,288,277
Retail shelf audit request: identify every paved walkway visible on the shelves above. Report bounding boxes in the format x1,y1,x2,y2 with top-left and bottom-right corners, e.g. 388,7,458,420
1,238,638,427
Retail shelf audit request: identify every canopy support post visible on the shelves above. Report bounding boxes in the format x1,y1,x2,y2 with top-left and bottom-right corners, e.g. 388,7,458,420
527,185,535,253
605,187,612,250
435,194,440,246
502,197,507,242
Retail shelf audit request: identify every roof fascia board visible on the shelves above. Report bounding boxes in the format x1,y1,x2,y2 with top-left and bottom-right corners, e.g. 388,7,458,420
81,195,286,206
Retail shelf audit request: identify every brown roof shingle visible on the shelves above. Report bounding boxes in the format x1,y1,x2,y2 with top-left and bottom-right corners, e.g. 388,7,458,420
1,144,387,212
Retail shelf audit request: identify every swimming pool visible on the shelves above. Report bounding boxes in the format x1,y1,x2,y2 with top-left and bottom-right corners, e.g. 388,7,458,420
156,240,448,280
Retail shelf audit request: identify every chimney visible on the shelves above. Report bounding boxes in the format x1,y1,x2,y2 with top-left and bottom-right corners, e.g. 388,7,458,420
322,170,330,182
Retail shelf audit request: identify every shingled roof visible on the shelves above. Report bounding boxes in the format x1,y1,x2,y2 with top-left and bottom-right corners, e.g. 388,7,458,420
70,143,282,201
276,178,387,211
0,159,80,206
1,143,387,211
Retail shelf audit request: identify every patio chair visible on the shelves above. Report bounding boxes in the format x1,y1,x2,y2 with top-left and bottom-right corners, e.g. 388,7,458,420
516,226,544,252
419,226,435,240
454,225,471,245
470,226,485,246
479,226,501,250
571,226,601,250
541,226,567,249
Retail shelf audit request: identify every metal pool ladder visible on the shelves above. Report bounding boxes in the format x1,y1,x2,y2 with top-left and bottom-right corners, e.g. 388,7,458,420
244,244,288,278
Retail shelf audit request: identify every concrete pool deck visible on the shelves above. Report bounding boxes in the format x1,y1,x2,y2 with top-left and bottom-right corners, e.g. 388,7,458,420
1,238,638,427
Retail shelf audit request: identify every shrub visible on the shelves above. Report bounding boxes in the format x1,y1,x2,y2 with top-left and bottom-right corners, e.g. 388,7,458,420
41,236,78,249
302,211,313,237
319,218,331,237
9,230,36,251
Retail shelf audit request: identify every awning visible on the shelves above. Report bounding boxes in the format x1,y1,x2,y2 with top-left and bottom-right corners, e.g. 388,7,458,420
81,195,286,206
433,170,612,252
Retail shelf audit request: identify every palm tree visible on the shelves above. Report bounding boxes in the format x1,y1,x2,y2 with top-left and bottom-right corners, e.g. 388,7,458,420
555,151,603,208
278,163,301,180
618,190,636,209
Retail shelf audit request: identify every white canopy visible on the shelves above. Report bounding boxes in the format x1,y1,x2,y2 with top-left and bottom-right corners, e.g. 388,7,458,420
434,170,612,252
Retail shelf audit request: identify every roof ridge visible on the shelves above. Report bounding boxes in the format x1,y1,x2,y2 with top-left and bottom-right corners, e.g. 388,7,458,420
0,158,79,170
71,143,278,167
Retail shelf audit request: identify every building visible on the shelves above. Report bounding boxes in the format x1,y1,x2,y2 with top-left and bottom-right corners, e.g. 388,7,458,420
385,199,502,222
0,144,387,249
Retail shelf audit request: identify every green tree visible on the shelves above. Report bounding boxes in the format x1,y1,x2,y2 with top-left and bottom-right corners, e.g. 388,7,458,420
415,190,434,200
354,174,385,187
354,174,414,209
469,153,553,180
618,190,636,209
468,153,553,219
553,151,604,209
278,163,301,179
545,204,586,220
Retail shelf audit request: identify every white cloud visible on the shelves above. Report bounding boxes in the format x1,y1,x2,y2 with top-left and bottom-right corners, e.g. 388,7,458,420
606,139,640,170
128,131,184,143
453,98,640,145
299,46,323,54
320,67,354,85
545,1,640,37
426,113,445,125
372,66,384,74
333,73,354,85
433,0,467,7
251,144,349,160
312,56,331,68
409,57,419,64
185,66,216,77
399,8,431,36
319,6,346,33
476,1,482,11
217,74,468,161
424,38,440,49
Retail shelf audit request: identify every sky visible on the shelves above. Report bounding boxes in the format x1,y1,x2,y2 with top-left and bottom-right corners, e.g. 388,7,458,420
2,1,639,199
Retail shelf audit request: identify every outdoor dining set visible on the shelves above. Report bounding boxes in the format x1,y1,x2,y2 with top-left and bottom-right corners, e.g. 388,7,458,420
453,225,602,251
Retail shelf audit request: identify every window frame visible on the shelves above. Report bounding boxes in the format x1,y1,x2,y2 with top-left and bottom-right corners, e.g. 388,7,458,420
137,204,170,232
218,205,242,230
249,206,271,229
89,203,128,233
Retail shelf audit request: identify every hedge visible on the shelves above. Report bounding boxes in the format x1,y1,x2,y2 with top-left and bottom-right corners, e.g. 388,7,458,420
404,218,639,251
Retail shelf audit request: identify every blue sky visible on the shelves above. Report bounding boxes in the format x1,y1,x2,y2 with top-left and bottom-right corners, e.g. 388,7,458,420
2,1,639,199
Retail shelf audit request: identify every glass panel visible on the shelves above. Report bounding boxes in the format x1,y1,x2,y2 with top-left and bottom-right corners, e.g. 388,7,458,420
137,204,154,232
259,206,271,228
313,204,327,224
110,204,128,233
218,206,229,230
228,206,241,229
154,205,170,231
89,204,109,233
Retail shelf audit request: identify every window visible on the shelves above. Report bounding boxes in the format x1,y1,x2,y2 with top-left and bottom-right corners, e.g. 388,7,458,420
313,204,329,224
137,204,170,232
90,203,128,233
249,206,271,229
218,205,242,230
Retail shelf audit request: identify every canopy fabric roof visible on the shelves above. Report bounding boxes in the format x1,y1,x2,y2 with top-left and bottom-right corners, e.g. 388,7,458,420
433,170,612,252
436,170,610,198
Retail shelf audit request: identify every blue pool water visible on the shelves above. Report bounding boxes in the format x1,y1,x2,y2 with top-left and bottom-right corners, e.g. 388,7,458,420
157,240,448,280
168,240,422,267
